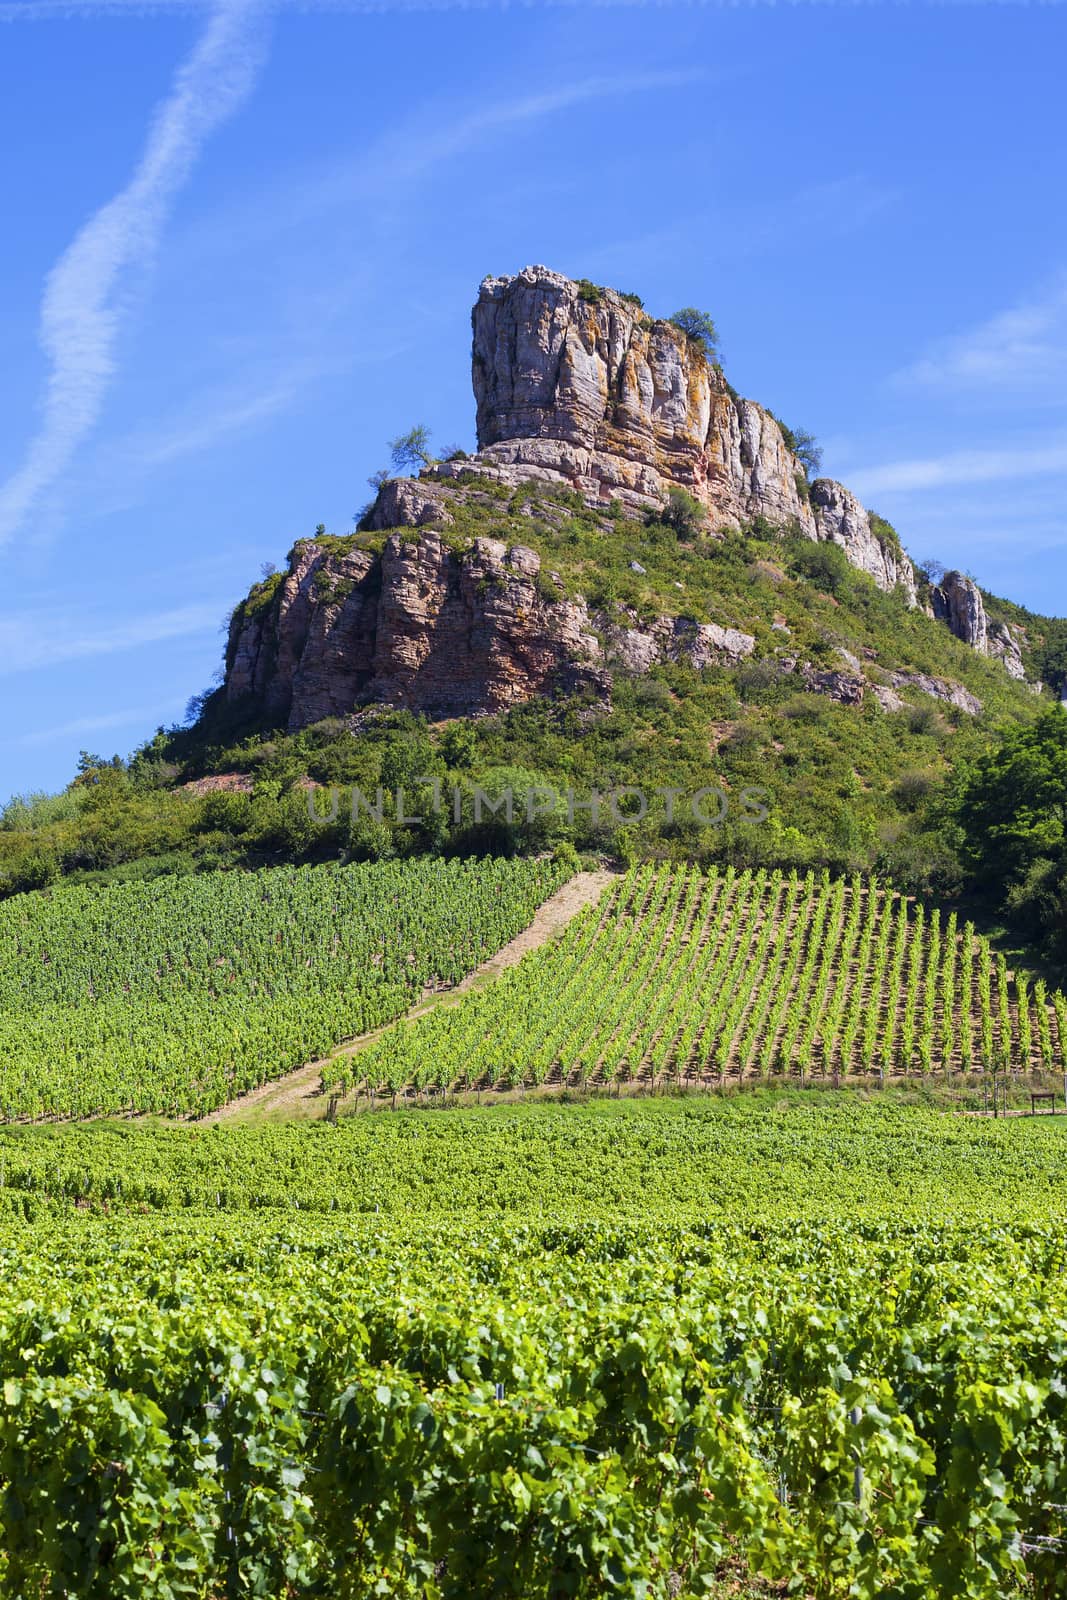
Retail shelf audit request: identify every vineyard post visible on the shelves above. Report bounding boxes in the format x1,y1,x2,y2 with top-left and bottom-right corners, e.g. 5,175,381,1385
851,1406,863,1507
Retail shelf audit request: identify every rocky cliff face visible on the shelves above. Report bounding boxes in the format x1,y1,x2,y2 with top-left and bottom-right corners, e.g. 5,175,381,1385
437,265,917,602
222,267,1034,730
931,570,1028,680
809,481,916,602
225,527,755,732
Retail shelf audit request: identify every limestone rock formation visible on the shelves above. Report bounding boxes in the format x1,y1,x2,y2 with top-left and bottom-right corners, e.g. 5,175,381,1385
809,480,917,603
931,571,988,652
222,268,1036,730
988,620,1027,681
227,533,609,730
929,569,1029,680
602,615,755,675
224,529,756,732
434,265,917,599
887,670,983,717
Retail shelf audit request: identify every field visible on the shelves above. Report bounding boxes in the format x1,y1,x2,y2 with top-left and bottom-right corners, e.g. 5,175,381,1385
325,864,1067,1098
0,856,567,1119
4,857,1067,1598
3,1094,1067,1597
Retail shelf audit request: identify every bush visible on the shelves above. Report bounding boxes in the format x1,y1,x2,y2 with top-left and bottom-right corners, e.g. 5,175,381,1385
656,486,705,540
789,539,852,597
893,769,936,810
668,307,720,361
906,703,942,737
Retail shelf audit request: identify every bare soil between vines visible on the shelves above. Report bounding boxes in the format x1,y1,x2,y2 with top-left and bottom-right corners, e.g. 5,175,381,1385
204,869,617,1124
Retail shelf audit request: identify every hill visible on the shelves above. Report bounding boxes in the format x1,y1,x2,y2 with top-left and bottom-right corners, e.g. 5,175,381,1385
1,267,1064,979
327,863,1065,1099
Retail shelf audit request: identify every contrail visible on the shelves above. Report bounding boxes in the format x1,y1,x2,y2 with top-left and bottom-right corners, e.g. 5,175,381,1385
0,0,268,544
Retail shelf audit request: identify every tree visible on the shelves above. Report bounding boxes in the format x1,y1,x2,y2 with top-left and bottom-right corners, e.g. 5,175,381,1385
656,486,705,539
668,308,720,361
789,538,851,597
389,425,436,474
789,427,823,480
953,707,1067,968
1035,618,1067,696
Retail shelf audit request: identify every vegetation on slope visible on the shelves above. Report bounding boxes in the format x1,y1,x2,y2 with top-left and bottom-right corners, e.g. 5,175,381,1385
326,863,1065,1098
3,1096,1067,1596
0,856,566,1120
1,481,1063,977
1,1088,1064,1220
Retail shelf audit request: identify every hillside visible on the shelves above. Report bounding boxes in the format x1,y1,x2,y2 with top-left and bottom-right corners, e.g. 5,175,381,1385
1,268,1063,975
0,856,565,1119
326,864,1065,1099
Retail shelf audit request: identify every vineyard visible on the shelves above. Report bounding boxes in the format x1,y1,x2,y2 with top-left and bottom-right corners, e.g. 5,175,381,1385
0,856,567,1120
2,1091,1067,1221
2,1097,1067,1596
329,864,1067,1097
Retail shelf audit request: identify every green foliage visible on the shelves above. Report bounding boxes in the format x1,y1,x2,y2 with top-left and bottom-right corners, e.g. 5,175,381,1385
868,510,904,560
575,278,603,304
2,1096,1067,1593
669,307,720,360
791,427,822,479
786,536,853,596
0,479,1053,919
389,424,436,474
339,865,1064,1094
0,856,567,1118
654,484,705,539
953,707,1067,969
1034,617,1067,693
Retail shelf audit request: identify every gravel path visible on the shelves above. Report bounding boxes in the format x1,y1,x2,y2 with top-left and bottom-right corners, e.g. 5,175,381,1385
204,869,616,1124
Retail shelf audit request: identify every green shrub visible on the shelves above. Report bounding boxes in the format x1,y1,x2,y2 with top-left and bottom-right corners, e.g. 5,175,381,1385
788,538,852,596
668,307,720,361
655,486,705,540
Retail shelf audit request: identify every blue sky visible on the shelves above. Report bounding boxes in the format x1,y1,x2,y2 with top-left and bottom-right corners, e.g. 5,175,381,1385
2,0,1066,805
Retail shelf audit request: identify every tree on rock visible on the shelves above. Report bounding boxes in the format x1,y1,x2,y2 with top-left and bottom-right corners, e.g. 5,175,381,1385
389,425,436,474
668,308,720,362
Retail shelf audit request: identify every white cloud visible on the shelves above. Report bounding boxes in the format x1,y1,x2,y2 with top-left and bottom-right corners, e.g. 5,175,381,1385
0,0,268,544
0,602,222,674
896,275,1067,398
847,436,1067,496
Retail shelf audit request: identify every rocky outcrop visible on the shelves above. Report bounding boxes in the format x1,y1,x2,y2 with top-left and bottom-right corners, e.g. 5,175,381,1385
887,671,983,717
223,269,1039,730
988,620,1027,680
224,531,756,731
929,569,1030,680
433,266,917,598
603,615,755,675
369,477,456,530
809,480,917,603
771,653,982,715
931,571,987,652
799,665,867,706
227,533,607,730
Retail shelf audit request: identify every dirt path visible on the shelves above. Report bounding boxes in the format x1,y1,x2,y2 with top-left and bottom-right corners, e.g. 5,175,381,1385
204,869,616,1124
